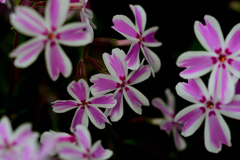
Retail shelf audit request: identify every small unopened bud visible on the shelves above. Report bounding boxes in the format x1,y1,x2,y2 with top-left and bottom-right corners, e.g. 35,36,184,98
87,57,106,73
93,38,132,47
77,59,87,80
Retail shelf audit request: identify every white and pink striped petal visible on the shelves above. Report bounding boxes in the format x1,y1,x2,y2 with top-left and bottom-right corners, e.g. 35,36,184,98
142,26,162,47
52,100,79,113
174,104,206,137
0,116,12,146
45,41,72,81
194,15,224,53
125,41,141,70
88,94,116,109
86,106,110,129
152,98,174,119
45,0,69,31
225,57,240,78
177,51,216,79
112,15,139,41
176,78,209,104
165,89,175,113
159,120,173,134
103,48,128,79
204,110,231,153
10,37,46,68
67,79,90,102
127,60,151,85
129,4,146,35
225,23,240,56
10,6,47,37
208,63,234,104
71,108,88,131
90,74,119,96
58,143,86,160
172,127,187,151
91,140,113,160
123,86,149,115
74,125,91,152
56,22,92,46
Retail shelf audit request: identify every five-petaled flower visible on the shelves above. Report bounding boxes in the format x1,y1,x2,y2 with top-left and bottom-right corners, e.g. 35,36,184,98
175,78,240,153
177,15,240,104
52,79,117,130
152,89,186,151
90,48,150,122
0,116,38,159
10,0,92,81
112,4,162,77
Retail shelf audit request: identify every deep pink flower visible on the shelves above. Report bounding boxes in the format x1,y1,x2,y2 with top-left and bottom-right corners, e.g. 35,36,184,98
112,5,162,77
175,78,240,153
10,0,92,81
0,116,38,159
52,79,117,130
177,15,240,104
90,48,150,122
58,125,113,160
152,89,186,151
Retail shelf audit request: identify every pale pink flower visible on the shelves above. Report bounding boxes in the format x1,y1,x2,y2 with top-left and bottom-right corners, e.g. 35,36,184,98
175,78,240,153
90,48,150,122
152,89,186,151
0,0,5,3
52,79,117,130
0,116,38,159
177,15,240,104
10,0,92,81
112,5,162,76
58,125,113,160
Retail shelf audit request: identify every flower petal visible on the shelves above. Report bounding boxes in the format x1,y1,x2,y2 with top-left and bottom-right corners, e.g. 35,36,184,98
58,143,86,159
141,45,161,76
125,41,141,70
74,125,91,152
176,78,209,104
127,59,151,85
142,26,162,47
165,88,175,113
108,89,124,122
71,108,88,132
91,140,113,160
10,37,45,68
129,4,146,34
86,106,110,129
123,85,149,115
88,94,116,108
45,0,69,31
177,51,216,79
0,116,12,145
52,100,79,113
45,41,72,81
90,74,119,96
225,57,240,78
172,126,187,151
217,95,240,119
204,110,231,153
10,6,47,37
174,104,206,137
103,48,128,79
67,79,90,102
208,63,234,104
152,98,174,118
112,15,139,40
225,23,240,56
56,22,92,46
159,120,173,134
194,15,224,53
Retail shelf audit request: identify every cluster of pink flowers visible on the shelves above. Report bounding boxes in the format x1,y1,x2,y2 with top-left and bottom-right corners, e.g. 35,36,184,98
1,0,240,159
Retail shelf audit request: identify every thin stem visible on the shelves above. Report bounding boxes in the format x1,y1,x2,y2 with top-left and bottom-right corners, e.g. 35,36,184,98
31,1,46,9
82,44,89,59
18,0,25,5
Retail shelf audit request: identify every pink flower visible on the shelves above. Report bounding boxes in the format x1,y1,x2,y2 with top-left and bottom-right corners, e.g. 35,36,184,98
0,0,5,3
10,0,92,81
0,116,38,159
174,78,240,153
152,89,186,151
112,5,162,77
58,125,113,160
177,15,240,104
52,79,117,130
90,48,150,122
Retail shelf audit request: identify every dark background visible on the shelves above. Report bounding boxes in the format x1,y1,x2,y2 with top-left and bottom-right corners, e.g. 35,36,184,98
1,0,240,159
